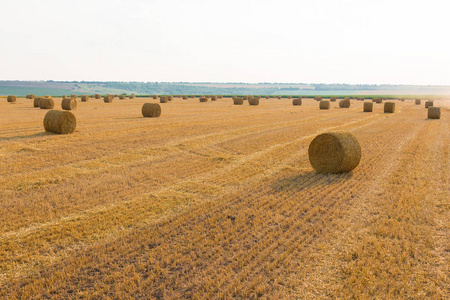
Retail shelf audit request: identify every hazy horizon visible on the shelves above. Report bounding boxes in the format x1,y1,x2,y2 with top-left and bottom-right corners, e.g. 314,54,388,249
2,0,449,85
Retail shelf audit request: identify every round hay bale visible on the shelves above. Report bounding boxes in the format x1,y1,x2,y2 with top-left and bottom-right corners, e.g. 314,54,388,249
34,97,41,107
153,95,158,99
363,102,373,112
415,99,421,105
330,97,337,102
288,96,292,99
384,102,395,113
7,95,16,103
62,98,77,110
119,95,126,100
95,94,101,99
199,97,208,102
44,110,76,134
427,107,441,119
249,98,259,106
71,94,77,99
292,98,302,106
142,103,161,118
265,96,269,99
425,101,433,108
104,95,113,103
129,95,135,99
314,96,323,101
182,95,188,100
81,95,89,102
319,100,330,109
167,95,173,101
277,96,281,99
339,99,351,108
160,96,168,103
375,98,382,104
308,131,361,173
234,98,244,105
39,97,55,109
211,95,217,101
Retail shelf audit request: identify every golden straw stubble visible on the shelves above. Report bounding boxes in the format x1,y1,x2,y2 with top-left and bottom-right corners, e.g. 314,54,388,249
308,131,361,173
142,103,161,117
43,110,77,134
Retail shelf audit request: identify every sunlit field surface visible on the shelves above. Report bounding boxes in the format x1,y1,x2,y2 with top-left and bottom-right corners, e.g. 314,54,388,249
0,96,449,299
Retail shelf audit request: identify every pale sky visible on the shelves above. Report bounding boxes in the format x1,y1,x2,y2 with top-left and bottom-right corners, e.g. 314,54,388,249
1,0,449,84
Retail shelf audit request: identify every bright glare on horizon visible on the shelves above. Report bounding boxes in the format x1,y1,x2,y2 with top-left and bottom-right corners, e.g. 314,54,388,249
1,0,449,85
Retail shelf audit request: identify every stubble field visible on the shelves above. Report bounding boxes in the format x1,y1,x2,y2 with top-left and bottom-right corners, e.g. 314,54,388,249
0,96,449,299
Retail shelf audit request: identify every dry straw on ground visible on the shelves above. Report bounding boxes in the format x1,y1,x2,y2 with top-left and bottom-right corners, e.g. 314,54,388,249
233,98,244,105
7,95,16,103
425,101,433,108
142,103,161,118
43,110,76,134
339,99,351,108
39,97,55,109
363,102,373,112
319,100,330,109
384,102,395,113
249,98,259,106
428,107,441,119
308,131,361,173
61,98,77,111
292,98,302,106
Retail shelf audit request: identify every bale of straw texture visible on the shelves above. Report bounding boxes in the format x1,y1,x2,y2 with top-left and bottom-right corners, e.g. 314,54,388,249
160,96,168,103
234,98,244,105
384,102,395,113
142,103,161,118
277,96,281,99
61,98,77,110
292,98,302,106
191,95,195,98
243,96,249,100
39,97,54,109
330,97,337,102
376,98,383,103
363,102,373,112
211,95,217,101
425,101,433,108
308,131,361,173
7,95,16,103
427,107,441,119
26,94,31,99
339,99,351,108
153,95,158,99
218,95,223,99
81,95,89,102
319,100,330,109
249,98,259,106
119,95,126,99
114,94,118,98
104,95,113,103
95,94,101,99
314,96,323,101
168,95,173,101
199,97,208,102
182,95,188,100
34,97,42,107
344,97,350,101
71,94,77,99
129,95,135,99
44,110,76,134
415,99,421,105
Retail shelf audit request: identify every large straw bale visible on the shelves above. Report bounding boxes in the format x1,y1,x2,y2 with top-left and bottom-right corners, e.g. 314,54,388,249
384,102,395,113
319,100,330,109
43,110,76,134
39,97,55,109
292,98,302,106
248,98,259,105
61,98,77,110
142,103,161,117
363,102,373,112
234,98,244,105
427,107,441,119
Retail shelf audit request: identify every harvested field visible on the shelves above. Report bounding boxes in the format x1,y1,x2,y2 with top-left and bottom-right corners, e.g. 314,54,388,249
0,96,448,299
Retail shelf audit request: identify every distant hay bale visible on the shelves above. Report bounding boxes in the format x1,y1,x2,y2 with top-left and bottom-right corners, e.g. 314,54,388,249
330,97,337,102
129,95,135,99
142,103,161,118
363,102,373,112
357,97,364,101
234,98,244,105
211,95,217,101
249,98,259,105
277,96,281,99
384,102,395,113
425,101,433,108
265,96,269,99
199,97,208,102
39,97,55,109
376,98,383,103
308,131,361,173
314,96,323,101
7,95,16,103
43,110,76,134
114,94,118,98
344,97,350,101
61,98,77,110
153,95,158,99
81,95,89,102
34,97,41,107
160,96,168,103
339,99,351,108
319,100,330,109
292,98,302,106
104,95,113,103
288,96,292,99
243,96,249,100
119,95,126,99
62,95,68,100
95,94,101,99
71,94,77,99
427,107,441,119
26,94,35,99
191,95,195,98
168,95,173,101
415,99,421,105
182,95,188,100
